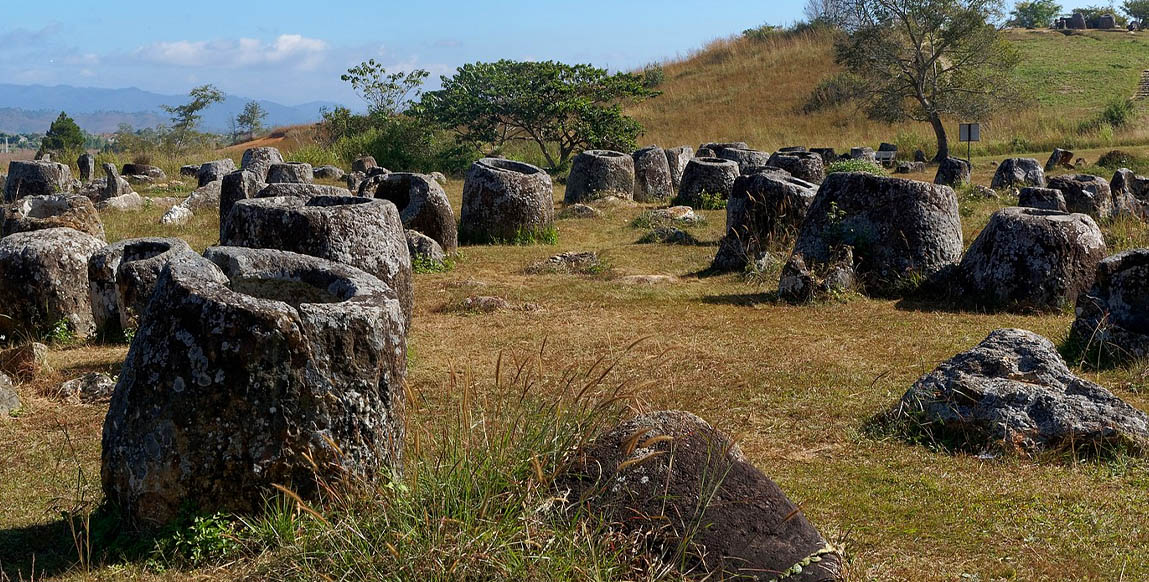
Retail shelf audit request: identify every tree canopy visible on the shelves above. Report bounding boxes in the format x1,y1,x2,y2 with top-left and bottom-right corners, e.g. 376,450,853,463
341,59,429,117
162,84,224,149
834,0,1020,161
41,112,85,152
1008,0,1062,28
1123,0,1149,24
235,101,268,141
418,60,658,170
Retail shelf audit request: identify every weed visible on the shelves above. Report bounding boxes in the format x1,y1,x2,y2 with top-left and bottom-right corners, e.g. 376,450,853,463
412,254,457,274
695,191,727,210
459,224,559,246
46,319,76,346
826,159,888,176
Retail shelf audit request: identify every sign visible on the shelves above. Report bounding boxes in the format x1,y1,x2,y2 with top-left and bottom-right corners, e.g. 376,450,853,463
959,123,981,143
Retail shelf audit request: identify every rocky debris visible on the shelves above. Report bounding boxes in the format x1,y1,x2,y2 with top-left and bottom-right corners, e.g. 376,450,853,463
1070,249,1149,365
589,195,638,208
55,372,115,404
222,195,413,325
0,343,47,381
1047,174,1118,219
1110,169,1147,218
896,161,925,174
1018,187,1067,212
767,151,826,183
361,172,458,254
616,274,678,285
933,157,971,187
240,147,285,181
712,172,818,272
429,171,447,184
850,147,877,163
956,207,1106,312
2,194,105,240
631,146,674,202
405,230,447,265
159,205,193,225
460,158,554,244
77,154,95,183
455,295,540,314
676,157,740,207
778,249,857,303
179,164,200,177
811,148,839,165
718,147,772,174
1045,148,1075,171
696,147,717,158
895,329,1149,456
991,158,1045,190
792,173,962,296
89,237,195,335
102,248,407,526
639,226,697,245
647,205,701,223
267,162,314,184
313,165,345,180
196,159,237,187
565,150,635,204
219,169,267,223
351,155,378,174
557,203,603,219
0,373,19,416
971,185,998,198
0,228,105,339
121,164,166,182
663,146,694,190
100,163,133,200
158,179,224,224
96,192,145,212
558,411,843,581
525,251,603,275
4,160,73,202
698,142,749,157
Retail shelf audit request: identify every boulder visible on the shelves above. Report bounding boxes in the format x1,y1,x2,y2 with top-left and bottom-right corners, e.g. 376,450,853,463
1070,249,1149,365
767,151,826,183
405,230,447,265
361,172,458,254
219,169,266,223
459,158,555,244
792,173,963,296
1069,12,1087,29
77,154,95,183
712,172,818,271
313,165,345,180
1018,187,1067,212
631,146,674,202
717,147,772,174
558,411,843,581
181,179,224,211
159,205,193,225
663,146,694,190
195,159,237,187
991,158,1045,190
696,147,717,158
914,149,928,163
56,372,115,404
102,248,407,527
96,192,145,212
345,171,367,194
675,157,740,207
1098,13,1117,28
565,150,635,204
100,163,132,200
179,164,200,177
895,329,1149,455
1110,169,1146,218
88,237,195,335
240,147,284,181
266,162,314,184
558,203,603,219
956,207,1106,311
2,194,105,240
778,248,857,303
0,228,105,338
849,147,877,163
1047,174,1117,219
351,155,378,174
429,172,447,185
1045,148,1075,171
0,373,19,416
121,164,166,181
896,162,925,174
933,157,971,187
698,142,749,157
810,148,838,165
4,160,73,202
222,195,413,326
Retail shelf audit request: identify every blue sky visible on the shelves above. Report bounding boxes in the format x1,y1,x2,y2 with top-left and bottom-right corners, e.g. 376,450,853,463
0,0,1114,106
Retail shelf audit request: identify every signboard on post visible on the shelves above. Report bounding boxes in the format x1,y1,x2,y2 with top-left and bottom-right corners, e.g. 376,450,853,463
959,123,981,165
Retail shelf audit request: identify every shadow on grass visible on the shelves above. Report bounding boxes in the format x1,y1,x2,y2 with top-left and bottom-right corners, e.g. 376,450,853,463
699,291,780,307
0,518,77,579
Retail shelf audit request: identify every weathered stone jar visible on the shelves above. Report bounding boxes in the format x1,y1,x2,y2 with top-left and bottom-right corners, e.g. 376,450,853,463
564,150,635,204
88,237,194,336
676,157,740,207
101,248,408,527
221,195,413,325
267,162,314,184
361,172,458,254
4,160,73,202
240,146,285,181
631,146,674,202
460,158,554,244
0,227,105,338
1070,249,1149,365
1,194,105,240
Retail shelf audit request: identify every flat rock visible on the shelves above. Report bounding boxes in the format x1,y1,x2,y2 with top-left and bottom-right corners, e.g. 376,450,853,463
56,372,115,404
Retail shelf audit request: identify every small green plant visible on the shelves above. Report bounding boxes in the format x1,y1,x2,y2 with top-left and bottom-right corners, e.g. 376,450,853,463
696,191,727,210
641,64,665,88
826,159,889,176
151,512,241,568
46,319,76,345
412,254,457,274
121,327,137,344
459,224,559,246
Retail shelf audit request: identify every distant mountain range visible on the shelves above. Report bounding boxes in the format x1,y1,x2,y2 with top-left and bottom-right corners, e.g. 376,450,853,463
0,83,347,134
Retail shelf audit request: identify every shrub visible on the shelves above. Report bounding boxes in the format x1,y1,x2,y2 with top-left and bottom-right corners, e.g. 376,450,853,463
641,64,665,89
1079,99,1136,133
826,159,889,176
742,23,781,42
287,144,342,168
802,72,862,113
696,191,727,210
1097,150,1138,170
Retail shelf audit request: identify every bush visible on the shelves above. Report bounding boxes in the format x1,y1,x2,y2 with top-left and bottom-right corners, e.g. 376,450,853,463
331,116,478,174
826,159,889,176
742,23,781,41
1080,99,1136,133
287,144,342,169
641,64,665,89
803,73,862,113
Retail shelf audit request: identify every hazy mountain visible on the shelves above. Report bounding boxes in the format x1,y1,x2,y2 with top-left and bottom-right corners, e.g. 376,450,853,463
0,83,347,134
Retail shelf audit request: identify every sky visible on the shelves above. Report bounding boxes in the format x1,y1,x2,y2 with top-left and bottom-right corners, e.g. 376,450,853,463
0,0,1114,107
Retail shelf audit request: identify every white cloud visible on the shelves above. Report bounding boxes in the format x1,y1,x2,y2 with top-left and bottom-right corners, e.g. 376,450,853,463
134,34,328,71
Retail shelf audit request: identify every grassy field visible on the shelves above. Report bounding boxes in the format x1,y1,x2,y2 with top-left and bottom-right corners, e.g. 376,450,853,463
2,149,1149,580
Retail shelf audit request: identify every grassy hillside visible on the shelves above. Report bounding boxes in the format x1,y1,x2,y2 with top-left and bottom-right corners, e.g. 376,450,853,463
630,27,1149,157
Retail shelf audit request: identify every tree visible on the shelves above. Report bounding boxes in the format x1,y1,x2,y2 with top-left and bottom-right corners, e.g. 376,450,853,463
835,0,1021,162
418,60,658,170
1122,0,1149,24
1008,0,1062,28
41,112,85,152
235,101,268,141
1074,5,1128,27
341,60,429,117
161,84,224,148
805,0,858,26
